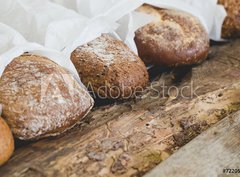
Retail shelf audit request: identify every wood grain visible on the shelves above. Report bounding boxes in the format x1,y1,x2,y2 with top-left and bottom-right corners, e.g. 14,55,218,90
145,111,240,177
0,40,240,177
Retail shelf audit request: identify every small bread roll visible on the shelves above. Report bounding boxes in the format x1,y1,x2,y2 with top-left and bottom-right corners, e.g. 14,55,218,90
71,34,149,99
0,54,94,140
0,117,14,166
135,5,210,67
218,0,240,39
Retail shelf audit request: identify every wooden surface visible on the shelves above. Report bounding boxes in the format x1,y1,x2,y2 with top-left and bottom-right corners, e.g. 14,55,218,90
145,111,240,177
0,40,240,177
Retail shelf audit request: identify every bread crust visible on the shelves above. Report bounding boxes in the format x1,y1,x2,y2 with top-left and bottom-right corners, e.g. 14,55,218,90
218,0,240,38
0,117,14,166
0,54,94,140
71,34,149,99
135,5,210,67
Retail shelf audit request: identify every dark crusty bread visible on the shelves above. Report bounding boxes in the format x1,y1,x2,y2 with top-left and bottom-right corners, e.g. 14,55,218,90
135,5,210,67
0,54,94,140
0,117,14,166
218,0,240,39
71,34,149,99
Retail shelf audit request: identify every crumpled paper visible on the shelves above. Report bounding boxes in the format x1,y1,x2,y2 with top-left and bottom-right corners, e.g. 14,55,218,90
0,23,80,82
0,0,228,75
115,12,154,53
51,0,154,53
51,0,227,54
144,0,227,41
53,0,143,21
0,0,117,55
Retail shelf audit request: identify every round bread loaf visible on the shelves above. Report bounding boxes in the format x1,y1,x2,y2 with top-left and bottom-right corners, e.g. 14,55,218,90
0,54,94,140
0,116,14,166
71,34,149,99
135,5,210,67
218,0,240,39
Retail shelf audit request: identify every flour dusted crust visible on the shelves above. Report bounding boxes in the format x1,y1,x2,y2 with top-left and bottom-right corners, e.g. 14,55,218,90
218,0,240,39
135,5,210,67
71,34,149,99
0,54,94,140
0,117,14,166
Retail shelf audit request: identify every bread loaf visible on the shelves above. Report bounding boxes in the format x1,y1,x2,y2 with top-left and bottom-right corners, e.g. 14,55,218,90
0,54,94,140
135,5,210,67
218,0,240,39
0,116,14,166
71,34,149,99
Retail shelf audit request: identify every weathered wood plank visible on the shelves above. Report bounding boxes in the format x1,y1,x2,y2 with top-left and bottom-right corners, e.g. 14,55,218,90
145,111,240,177
0,40,240,177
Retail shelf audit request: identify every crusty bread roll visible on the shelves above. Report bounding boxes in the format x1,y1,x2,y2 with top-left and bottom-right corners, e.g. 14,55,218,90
135,5,210,67
0,117,14,166
0,54,94,140
71,34,149,99
218,0,240,39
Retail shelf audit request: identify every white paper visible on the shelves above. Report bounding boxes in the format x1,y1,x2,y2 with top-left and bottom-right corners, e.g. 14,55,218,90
61,16,119,56
51,0,153,53
0,0,227,76
116,12,154,53
52,0,143,21
51,0,227,55
0,23,80,82
0,0,117,53
144,0,227,41
0,0,81,45
75,0,153,53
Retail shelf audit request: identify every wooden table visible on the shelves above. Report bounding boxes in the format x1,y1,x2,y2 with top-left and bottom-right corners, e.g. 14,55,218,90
145,111,240,177
0,40,240,177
